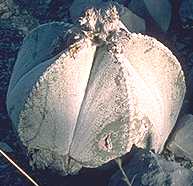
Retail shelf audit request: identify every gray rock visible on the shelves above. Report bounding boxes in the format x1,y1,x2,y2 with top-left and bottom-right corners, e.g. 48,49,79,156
108,147,193,186
166,114,193,161
143,0,171,32
116,4,145,33
128,0,171,32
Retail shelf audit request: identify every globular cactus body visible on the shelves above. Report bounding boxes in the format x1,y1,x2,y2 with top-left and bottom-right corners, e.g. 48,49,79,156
7,6,185,175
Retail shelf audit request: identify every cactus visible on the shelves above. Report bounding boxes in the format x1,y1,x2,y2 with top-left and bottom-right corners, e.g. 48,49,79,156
6,5,185,175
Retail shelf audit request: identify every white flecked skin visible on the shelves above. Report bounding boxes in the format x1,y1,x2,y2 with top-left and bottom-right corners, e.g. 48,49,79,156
6,5,185,175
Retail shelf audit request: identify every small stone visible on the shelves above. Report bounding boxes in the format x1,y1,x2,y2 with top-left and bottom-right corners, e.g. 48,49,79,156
166,114,193,161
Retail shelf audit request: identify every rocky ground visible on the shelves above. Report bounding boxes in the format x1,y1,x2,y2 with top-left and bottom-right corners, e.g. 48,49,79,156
0,0,193,186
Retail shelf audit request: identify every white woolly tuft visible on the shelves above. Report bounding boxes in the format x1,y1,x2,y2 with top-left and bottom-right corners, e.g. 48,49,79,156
79,5,125,42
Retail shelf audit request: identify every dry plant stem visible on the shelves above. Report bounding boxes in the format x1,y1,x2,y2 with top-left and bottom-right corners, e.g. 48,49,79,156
0,149,40,186
116,158,132,186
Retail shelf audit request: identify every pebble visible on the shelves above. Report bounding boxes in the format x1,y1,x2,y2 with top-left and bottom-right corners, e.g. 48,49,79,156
166,114,193,161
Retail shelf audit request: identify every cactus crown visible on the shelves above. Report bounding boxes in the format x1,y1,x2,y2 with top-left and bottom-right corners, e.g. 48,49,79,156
79,5,122,43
